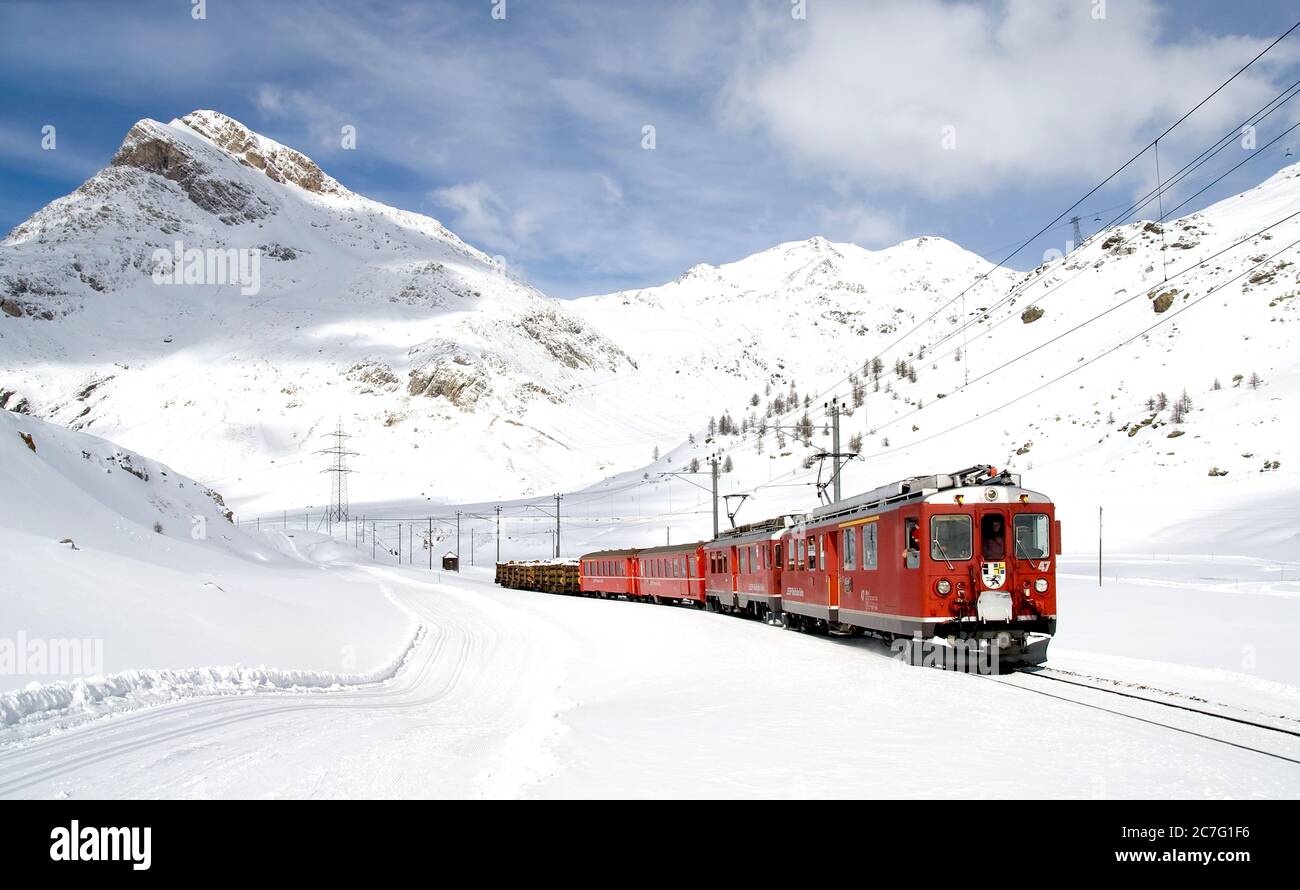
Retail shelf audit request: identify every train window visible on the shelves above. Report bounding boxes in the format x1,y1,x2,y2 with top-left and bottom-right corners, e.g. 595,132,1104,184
677,558,683,578
775,543,783,569
981,514,1007,560
1013,514,1050,560
797,538,806,569
931,515,973,561
904,518,921,569
864,523,878,569
787,540,795,570
843,527,857,570
819,536,826,570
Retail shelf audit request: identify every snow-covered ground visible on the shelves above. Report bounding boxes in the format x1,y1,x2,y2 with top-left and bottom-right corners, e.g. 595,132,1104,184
3,557,1297,800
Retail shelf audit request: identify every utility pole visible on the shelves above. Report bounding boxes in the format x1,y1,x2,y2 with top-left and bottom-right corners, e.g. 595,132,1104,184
1070,215,1083,249
495,505,501,564
471,528,475,566
1098,505,1103,587
371,522,376,560
554,493,562,558
428,517,432,570
317,418,358,527
456,510,462,560
824,397,847,502
398,522,402,564
709,453,720,538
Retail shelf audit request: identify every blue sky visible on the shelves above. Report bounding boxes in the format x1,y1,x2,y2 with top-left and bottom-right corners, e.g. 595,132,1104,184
1,0,1298,297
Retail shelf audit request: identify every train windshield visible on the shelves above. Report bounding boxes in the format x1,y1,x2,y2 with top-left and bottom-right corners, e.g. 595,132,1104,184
1014,513,1051,559
930,515,972,561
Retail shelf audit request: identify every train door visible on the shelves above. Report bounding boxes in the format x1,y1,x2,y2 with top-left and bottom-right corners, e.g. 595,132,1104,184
976,509,1012,621
824,530,839,609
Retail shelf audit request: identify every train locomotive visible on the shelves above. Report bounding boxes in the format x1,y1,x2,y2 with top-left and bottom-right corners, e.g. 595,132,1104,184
500,465,1059,666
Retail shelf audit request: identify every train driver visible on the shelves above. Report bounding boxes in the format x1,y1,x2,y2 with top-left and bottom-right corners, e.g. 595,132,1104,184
982,515,1006,560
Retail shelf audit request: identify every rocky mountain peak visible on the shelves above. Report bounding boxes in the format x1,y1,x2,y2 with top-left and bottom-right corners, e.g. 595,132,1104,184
177,110,342,196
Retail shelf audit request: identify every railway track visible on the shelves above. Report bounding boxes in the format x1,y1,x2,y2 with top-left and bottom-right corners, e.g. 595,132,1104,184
991,666,1300,766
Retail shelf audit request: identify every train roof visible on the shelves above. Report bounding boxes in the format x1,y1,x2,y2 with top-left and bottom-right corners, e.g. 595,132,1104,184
708,514,803,547
579,548,639,559
636,541,706,557
811,464,1050,523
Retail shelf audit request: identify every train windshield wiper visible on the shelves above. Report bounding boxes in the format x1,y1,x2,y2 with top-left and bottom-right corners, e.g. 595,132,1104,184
934,537,955,571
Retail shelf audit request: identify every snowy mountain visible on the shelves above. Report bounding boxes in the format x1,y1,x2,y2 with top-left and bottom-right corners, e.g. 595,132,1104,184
0,111,632,509
568,233,1019,440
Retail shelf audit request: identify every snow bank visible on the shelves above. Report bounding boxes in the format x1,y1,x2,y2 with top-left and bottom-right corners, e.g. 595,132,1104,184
0,625,427,731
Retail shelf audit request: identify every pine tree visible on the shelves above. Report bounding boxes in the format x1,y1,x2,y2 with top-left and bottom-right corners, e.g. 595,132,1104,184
1249,372,1263,390
689,457,700,473
653,446,660,461
1156,392,1168,411
722,455,734,473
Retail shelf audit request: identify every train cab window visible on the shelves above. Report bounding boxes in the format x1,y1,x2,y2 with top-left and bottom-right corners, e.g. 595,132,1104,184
797,537,806,569
807,536,818,571
843,527,857,570
981,514,1007,561
1013,514,1051,559
775,543,784,569
931,515,973,562
904,518,921,569
787,540,795,570
818,536,826,570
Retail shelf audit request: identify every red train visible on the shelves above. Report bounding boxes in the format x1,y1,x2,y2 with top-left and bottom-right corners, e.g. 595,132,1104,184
555,466,1057,666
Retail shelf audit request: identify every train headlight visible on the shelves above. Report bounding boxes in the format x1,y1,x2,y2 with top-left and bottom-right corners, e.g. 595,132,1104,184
936,579,952,596
1034,578,1049,594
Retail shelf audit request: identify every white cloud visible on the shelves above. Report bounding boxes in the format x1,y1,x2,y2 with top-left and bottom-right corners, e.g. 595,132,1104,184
430,182,538,256
725,0,1285,196
814,204,906,246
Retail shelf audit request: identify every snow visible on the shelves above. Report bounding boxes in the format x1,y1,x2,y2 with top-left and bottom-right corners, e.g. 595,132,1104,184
0,411,413,696
3,563,1297,799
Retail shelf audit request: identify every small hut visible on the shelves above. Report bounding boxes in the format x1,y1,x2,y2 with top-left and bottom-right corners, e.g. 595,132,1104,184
442,552,460,572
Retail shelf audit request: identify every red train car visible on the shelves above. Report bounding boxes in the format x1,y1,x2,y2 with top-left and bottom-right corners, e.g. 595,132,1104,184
579,548,637,598
779,465,1058,664
704,516,798,619
635,543,706,604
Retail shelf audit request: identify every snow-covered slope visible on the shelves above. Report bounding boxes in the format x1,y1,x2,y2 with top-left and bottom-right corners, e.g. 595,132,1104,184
568,234,1017,445
0,111,632,510
557,163,1300,556
0,410,411,703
